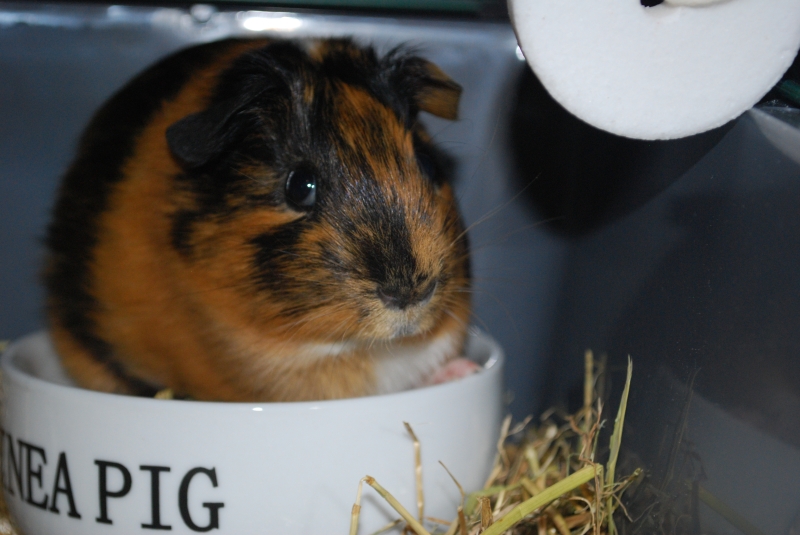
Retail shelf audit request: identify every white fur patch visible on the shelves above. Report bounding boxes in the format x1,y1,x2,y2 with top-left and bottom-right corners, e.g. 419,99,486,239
372,331,461,394
284,340,359,362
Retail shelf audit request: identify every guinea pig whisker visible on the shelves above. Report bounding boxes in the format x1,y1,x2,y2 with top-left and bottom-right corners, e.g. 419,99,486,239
445,284,503,301
464,216,565,253
444,305,492,336
442,216,562,273
448,181,543,252
428,116,472,145
448,288,476,294
443,308,468,330
459,287,521,340
303,308,353,337
276,303,347,334
450,287,520,311
341,321,363,350
337,321,358,349
467,310,493,335
451,110,501,204
466,277,541,291
277,304,360,346
438,289,497,333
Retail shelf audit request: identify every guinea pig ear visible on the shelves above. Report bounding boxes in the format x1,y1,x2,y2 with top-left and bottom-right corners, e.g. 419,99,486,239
166,89,264,169
413,61,462,120
391,57,462,121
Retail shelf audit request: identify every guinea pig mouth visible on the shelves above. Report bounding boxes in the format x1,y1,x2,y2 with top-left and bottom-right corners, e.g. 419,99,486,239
382,302,438,339
385,317,425,339
393,323,420,338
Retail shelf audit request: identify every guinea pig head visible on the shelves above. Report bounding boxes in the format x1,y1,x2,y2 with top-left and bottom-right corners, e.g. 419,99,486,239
164,40,471,350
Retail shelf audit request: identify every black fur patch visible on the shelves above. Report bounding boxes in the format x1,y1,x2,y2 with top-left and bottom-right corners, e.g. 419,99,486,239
318,40,461,128
354,198,418,287
250,220,310,288
46,40,244,381
169,161,285,256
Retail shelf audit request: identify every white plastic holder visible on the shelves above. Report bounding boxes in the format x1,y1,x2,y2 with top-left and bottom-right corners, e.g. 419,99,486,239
509,0,800,140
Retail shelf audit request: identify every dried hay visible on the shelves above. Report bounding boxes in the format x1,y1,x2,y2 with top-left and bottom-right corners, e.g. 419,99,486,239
351,352,641,535
0,491,18,535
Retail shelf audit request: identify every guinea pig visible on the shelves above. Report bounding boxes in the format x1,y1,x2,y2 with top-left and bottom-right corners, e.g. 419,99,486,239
44,38,472,402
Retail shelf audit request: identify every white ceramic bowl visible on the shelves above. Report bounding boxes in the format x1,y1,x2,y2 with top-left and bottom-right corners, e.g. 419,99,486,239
0,330,503,535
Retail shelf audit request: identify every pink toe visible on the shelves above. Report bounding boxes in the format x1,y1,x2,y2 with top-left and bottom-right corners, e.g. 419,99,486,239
429,358,480,385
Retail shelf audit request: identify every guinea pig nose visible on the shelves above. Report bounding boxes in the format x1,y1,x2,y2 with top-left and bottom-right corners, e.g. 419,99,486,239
378,281,437,310
377,286,411,310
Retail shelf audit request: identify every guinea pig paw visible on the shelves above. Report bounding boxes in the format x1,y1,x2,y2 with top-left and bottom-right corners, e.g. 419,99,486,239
427,358,480,385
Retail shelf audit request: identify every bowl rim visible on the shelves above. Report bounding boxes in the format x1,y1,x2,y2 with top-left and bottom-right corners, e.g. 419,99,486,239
0,329,504,410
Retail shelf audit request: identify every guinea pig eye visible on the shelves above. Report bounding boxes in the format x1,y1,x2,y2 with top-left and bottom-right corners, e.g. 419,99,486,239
285,167,317,210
